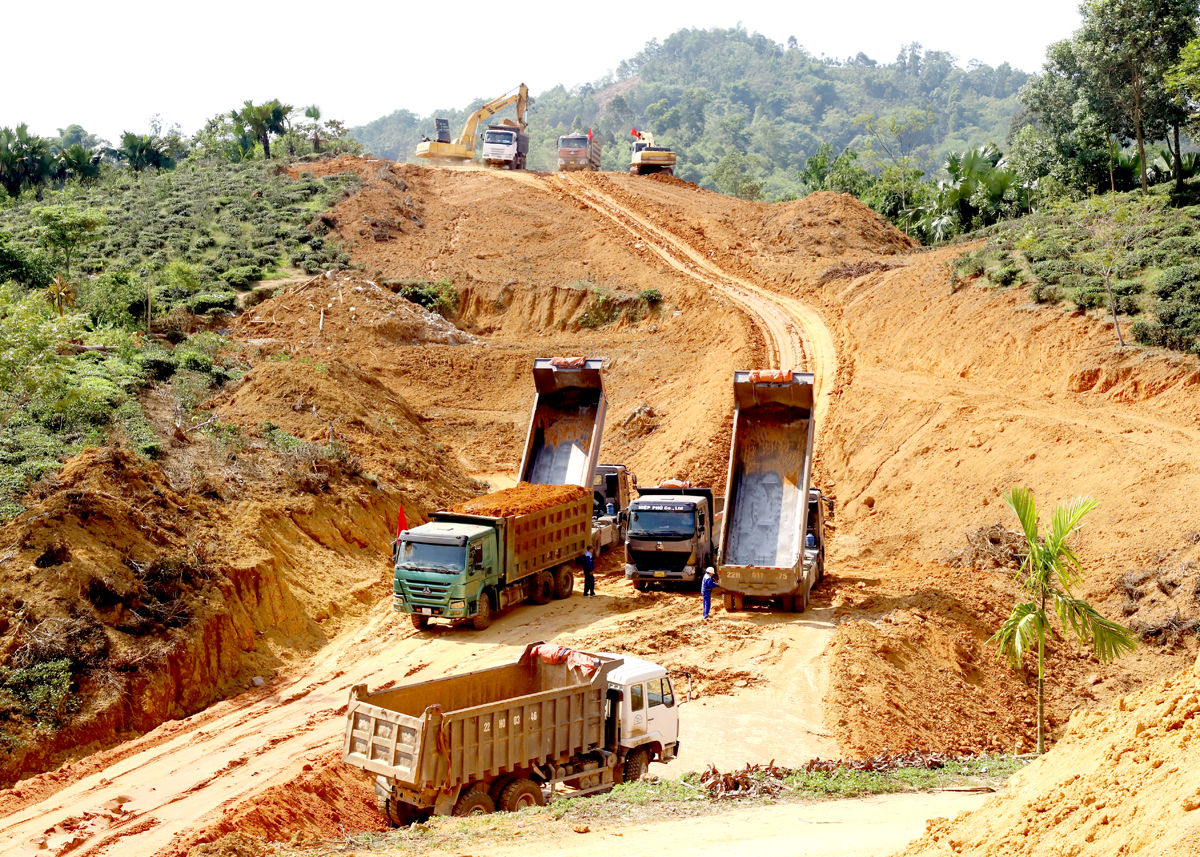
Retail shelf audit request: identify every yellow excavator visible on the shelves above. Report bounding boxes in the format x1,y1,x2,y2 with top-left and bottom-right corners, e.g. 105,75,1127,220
416,84,529,168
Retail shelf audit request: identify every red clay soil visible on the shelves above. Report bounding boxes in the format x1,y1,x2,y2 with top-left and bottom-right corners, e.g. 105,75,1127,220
446,482,589,517
899,653,1200,857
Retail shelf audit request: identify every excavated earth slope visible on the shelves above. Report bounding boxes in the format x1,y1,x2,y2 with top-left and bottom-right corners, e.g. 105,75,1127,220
2,158,1199,856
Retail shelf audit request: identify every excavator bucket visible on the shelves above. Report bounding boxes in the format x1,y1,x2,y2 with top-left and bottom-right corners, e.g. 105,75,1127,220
518,357,607,488
720,370,816,571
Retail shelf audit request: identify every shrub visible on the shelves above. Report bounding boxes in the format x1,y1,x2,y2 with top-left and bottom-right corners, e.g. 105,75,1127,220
78,271,145,327
1154,264,1200,300
638,288,663,305
187,292,237,314
991,263,1023,287
396,278,459,316
1029,282,1064,304
0,658,77,725
218,266,259,288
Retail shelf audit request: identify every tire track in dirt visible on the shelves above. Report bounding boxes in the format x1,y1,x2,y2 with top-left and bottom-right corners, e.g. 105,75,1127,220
542,172,839,429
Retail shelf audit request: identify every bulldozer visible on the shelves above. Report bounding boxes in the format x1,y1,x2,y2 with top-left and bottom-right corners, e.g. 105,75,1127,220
416,84,529,168
629,128,676,176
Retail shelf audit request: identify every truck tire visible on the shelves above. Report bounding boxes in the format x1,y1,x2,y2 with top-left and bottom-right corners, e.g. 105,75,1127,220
621,748,649,783
453,789,495,816
633,580,648,593
722,592,736,612
410,614,430,631
553,565,575,600
498,777,545,812
489,776,517,806
377,795,420,827
530,570,554,605
472,595,492,631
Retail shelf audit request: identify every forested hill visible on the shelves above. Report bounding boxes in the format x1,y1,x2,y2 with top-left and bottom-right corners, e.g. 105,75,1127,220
350,26,1029,199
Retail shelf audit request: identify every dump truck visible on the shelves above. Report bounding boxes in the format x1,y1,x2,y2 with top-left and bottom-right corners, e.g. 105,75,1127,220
343,642,686,824
416,84,528,166
519,357,607,489
394,483,590,631
558,131,601,171
625,483,723,590
482,119,529,170
717,370,820,612
590,463,636,553
629,129,676,176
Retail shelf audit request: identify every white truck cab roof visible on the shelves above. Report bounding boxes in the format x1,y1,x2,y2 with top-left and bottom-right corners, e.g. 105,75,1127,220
597,653,669,686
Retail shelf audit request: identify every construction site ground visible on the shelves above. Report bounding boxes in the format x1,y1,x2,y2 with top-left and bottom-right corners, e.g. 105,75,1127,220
2,156,1200,856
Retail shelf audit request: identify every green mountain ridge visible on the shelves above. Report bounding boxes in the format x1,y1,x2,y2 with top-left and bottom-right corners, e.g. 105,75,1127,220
350,26,1030,199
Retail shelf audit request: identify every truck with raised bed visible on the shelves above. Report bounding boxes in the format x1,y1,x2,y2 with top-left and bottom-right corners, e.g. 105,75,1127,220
394,484,590,631
394,358,608,630
624,483,723,590
557,130,601,171
343,642,686,824
717,370,823,612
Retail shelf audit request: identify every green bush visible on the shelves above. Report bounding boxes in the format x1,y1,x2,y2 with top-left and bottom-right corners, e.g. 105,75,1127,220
219,266,260,289
78,271,145,327
638,288,663,304
396,278,459,316
1154,264,1200,299
187,292,237,314
991,262,1023,287
0,658,77,725
1030,281,1064,304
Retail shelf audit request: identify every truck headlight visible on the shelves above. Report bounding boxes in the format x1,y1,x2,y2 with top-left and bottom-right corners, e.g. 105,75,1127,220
624,564,636,579
449,600,465,609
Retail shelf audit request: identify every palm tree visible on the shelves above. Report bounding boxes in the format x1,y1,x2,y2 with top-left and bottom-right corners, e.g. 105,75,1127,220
233,100,293,160
108,132,174,172
0,124,57,199
991,487,1136,754
55,144,103,184
304,105,323,152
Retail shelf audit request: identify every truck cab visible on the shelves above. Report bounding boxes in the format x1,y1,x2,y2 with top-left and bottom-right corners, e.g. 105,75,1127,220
591,464,636,553
803,488,829,584
604,655,683,765
481,123,528,170
394,522,496,625
624,487,721,590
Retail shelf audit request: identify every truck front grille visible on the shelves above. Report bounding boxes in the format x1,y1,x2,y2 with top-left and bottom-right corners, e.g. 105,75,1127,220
397,579,453,608
628,549,690,572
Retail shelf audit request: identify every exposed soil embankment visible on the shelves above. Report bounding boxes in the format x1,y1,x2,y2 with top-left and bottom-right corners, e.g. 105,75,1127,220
899,653,1200,857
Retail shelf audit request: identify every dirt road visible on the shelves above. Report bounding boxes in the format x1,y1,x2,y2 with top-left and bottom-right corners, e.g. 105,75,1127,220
428,790,992,857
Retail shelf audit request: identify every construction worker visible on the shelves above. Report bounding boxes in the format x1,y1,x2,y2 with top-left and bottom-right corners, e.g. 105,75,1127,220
701,567,718,619
582,547,596,596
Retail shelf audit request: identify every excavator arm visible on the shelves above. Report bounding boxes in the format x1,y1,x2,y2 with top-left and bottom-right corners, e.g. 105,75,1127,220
455,83,528,148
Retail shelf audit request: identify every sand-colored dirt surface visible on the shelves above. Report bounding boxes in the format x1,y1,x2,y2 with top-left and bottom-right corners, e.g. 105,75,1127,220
447,482,588,517
3,157,1199,855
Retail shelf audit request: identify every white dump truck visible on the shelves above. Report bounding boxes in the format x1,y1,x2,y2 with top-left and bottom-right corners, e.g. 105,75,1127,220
343,643,686,824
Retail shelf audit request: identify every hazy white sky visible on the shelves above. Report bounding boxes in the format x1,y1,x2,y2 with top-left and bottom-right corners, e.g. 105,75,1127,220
12,0,1082,144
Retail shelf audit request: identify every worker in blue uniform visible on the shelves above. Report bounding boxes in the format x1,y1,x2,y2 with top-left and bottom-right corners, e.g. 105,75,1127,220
582,547,596,596
701,567,718,619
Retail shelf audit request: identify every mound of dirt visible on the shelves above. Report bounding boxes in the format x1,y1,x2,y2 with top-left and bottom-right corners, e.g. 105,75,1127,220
233,273,481,354
758,191,918,257
446,482,589,517
175,750,384,856
898,655,1200,857
209,358,475,511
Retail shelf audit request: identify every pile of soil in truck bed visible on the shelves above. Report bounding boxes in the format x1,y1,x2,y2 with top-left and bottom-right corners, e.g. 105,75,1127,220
446,483,589,517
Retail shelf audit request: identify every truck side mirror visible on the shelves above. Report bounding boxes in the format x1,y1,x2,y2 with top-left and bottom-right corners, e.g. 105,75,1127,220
472,545,483,566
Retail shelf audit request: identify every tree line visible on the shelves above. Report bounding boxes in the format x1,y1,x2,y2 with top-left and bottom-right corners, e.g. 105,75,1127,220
0,101,359,201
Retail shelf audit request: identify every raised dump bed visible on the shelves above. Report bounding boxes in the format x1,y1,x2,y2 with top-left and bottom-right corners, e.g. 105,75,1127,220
519,357,607,488
718,369,818,612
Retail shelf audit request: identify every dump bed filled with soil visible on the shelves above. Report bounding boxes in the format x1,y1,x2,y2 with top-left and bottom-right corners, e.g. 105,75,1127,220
446,482,589,518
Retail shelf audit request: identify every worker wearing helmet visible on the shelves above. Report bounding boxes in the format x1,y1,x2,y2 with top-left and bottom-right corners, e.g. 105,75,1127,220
701,567,718,619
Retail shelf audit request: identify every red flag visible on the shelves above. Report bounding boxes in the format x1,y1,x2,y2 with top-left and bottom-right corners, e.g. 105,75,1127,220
397,504,407,537
587,127,593,141
631,127,638,138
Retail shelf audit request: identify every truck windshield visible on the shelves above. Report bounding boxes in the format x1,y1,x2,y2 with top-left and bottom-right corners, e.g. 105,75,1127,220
398,541,465,573
560,136,588,148
484,131,514,144
628,509,695,540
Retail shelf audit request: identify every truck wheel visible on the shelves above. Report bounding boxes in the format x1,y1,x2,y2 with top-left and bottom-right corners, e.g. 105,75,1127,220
498,777,545,812
472,595,492,631
453,789,495,816
531,570,554,605
633,580,648,593
410,614,430,631
489,776,517,806
722,592,735,612
621,748,649,783
378,795,420,827
553,565,575,599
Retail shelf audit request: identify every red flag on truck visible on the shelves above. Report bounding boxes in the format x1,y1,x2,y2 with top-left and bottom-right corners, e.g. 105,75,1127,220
397,504,407,537
631,127,638,138
587,128,593,141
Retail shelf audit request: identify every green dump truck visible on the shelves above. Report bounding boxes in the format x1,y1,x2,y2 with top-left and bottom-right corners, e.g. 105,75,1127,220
343,642,686,824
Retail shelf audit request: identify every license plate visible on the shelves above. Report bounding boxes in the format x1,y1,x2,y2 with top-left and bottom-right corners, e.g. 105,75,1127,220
654,571,666,578
421,608,432,616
